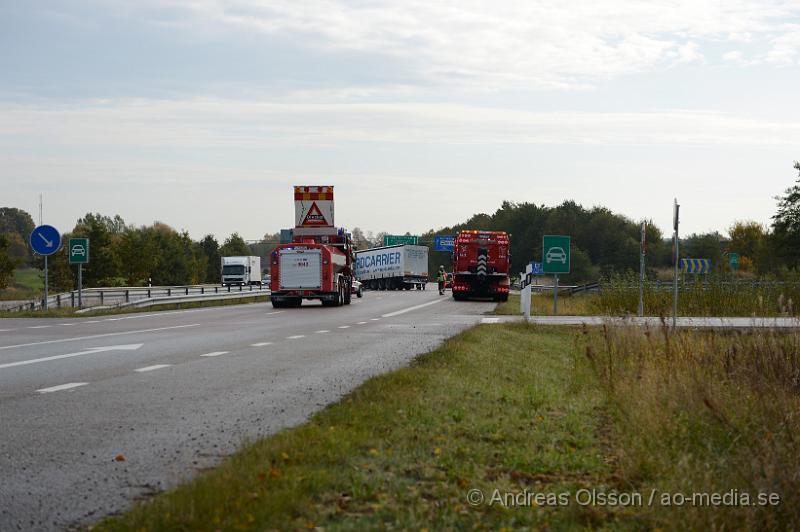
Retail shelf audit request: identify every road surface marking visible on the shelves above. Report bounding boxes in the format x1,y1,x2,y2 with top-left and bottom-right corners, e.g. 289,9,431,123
266,311,285,315
135,364,171,372
251,342,273,347
200,351,230,357
287,335,306,339
370,318,380,321
37,382,88,394
381,299,445,318
85,321,100,324
0,324,200,351
338,325,350,329
58,323,75,326
27,325,52,329
315,330,330,334
0,328,16,332
357,321,368,325
481,317,500,324
0,344,143,370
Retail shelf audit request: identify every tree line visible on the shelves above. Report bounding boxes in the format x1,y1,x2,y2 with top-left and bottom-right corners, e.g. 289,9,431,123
2,161,799,291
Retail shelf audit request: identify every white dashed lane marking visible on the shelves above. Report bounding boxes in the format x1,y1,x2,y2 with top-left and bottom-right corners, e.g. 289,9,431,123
135,364,172,373
250,342,272,347
37,382,88,394
286,335,306,339
370,318,380,321
200,351,230,357
356,321,367,325
27,325,52,329
315,330,330,334
338,325,350,329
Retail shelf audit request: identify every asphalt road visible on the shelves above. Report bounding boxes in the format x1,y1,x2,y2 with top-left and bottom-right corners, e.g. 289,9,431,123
0,287,495,530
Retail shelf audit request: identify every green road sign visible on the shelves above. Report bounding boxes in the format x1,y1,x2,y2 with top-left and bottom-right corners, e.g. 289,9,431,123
383,234,418,246
68,238,89,264
729,252,740,269
543,235,570,274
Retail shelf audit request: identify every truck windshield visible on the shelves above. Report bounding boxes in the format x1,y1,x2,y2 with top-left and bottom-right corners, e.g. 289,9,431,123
223,265,245,275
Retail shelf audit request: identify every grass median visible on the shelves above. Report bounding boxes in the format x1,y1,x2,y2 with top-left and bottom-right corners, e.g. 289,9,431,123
97,323,616,531
95,321,800,530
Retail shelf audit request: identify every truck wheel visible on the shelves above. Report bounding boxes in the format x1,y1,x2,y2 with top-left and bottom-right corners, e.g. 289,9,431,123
339,284,345,306
378,279,385,290
344,286,352,305
357,287,363,298
271,299,283,309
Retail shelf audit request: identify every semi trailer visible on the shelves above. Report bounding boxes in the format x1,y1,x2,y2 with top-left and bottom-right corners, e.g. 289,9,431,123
451,230,510,301
354,244,428,290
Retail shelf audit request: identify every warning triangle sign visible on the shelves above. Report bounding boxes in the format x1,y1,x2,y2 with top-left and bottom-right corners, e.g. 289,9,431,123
302,202,329,226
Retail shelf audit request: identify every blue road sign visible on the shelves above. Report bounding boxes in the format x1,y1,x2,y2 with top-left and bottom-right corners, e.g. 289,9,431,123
434,235,455,252
681,258,710,274
29,225,62,256
531,261,544,275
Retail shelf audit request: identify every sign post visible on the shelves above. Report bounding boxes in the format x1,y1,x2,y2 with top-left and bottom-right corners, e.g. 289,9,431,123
639,221,646,317
543,235,570,315
69,238,89,308
29,225,62,310
672,199,680,328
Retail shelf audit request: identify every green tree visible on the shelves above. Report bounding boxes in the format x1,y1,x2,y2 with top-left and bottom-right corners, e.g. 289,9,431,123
772,161,800,267
117,226,159,285
0,234,17,289
728,221,771,274
73,213,125,286
0,207,35,265
219,233,251,257
199,235,221,283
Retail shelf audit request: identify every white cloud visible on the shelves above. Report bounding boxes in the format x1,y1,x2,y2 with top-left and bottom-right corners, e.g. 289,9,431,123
2,98,798,152
88,0,800,90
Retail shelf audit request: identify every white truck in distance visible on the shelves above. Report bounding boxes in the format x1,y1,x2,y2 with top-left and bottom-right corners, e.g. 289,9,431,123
354,244,428,290
221,256,262,287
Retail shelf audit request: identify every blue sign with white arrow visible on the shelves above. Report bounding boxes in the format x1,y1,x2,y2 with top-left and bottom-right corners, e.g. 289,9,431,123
531,261,544,275
30,225,62,256
434,235,455,252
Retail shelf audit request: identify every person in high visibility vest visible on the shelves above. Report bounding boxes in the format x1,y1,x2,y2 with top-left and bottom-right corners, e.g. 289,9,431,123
437,266,446,295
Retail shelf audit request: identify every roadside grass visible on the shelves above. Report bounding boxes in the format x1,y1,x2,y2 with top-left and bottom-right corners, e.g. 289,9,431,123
494,293,596,316
0,295,269,319
0,268,43,300
595,274,800,317
96,324,621,531
586,324,800,530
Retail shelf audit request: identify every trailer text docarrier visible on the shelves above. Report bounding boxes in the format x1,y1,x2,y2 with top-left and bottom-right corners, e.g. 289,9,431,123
355,244,428,290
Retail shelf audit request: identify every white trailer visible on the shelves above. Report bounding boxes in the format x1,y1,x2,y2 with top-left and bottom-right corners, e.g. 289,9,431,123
221,256,262,286
354,245,428,290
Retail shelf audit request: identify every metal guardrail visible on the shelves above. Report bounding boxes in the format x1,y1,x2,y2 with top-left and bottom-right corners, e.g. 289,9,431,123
113,290,269,310
5,284,270,312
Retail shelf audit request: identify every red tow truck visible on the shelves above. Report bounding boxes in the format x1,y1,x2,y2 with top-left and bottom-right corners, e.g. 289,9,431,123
451,230,511,301
269,186,355,308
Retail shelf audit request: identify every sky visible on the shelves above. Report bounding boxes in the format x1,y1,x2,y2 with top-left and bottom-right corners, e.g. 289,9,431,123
1,0,799,242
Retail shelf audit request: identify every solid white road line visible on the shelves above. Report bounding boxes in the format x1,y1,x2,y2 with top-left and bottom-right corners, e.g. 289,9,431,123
338,325,350,329
0,344,143,370
381,298,445,318
315,330,330,334
135,364,171,372
200,351,230,357
286,335,306,339
37,382,88,394
481,317,500,324
0,324,200,351
250,342,273,347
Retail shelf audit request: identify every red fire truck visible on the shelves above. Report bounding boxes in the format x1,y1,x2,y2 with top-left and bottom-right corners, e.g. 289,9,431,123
451,230,511,301
269,186,355,308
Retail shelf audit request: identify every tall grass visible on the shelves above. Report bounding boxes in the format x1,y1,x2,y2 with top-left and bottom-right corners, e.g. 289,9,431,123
595,272,800,316
585,324,800,530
